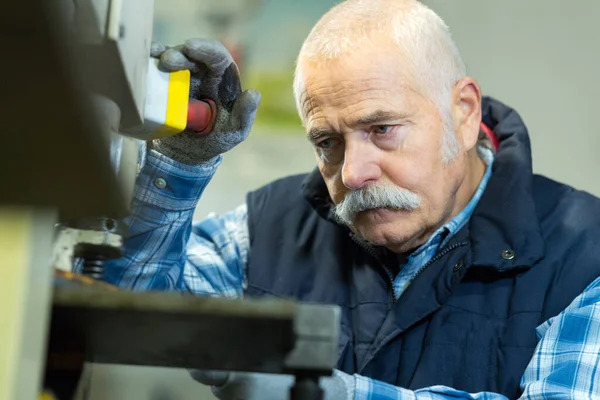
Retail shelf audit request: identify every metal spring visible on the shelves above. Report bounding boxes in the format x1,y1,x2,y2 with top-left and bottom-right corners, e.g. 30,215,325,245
81,257,105,280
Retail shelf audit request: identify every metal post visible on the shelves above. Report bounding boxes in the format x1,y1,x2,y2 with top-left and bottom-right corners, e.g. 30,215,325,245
0,207,56,400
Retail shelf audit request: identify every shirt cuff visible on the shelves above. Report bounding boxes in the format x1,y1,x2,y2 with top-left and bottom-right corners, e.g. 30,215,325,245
133,148,222,211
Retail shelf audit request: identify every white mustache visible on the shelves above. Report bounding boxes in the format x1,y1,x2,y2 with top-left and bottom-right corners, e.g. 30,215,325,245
334,183,421,225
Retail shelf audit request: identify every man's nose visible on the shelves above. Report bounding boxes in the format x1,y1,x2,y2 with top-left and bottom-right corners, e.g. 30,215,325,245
341,141,381,190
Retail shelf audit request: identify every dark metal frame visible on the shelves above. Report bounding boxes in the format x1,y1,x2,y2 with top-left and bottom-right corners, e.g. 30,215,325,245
45,275,340,399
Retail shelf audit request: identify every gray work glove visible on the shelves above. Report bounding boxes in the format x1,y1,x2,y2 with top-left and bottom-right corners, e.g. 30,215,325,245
189,369,354,400
149,39,261,165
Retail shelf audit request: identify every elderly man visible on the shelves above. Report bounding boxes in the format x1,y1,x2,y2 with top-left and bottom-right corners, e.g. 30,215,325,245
98,0,600,398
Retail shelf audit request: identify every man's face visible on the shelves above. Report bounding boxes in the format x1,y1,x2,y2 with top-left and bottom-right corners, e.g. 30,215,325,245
299,46,470,253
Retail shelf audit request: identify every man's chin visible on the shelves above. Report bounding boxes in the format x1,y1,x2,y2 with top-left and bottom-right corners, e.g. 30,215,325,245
350,208,415,246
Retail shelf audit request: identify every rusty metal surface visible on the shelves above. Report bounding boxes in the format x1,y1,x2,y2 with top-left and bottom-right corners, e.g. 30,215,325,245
53,270,119,291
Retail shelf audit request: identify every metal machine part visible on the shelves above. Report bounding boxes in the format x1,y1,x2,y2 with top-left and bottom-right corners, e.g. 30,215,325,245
73,0,153,215
73,0,154,129
52,218,127,279
286,305,340,400
290,375,325,400
92,94,141,210
0,208,57,400
47,284,341,399
1,1,342,398
285,304,340,373
48,1,140,283
0,2,127,222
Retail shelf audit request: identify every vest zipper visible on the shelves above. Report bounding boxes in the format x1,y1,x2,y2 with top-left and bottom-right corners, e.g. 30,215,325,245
349,234,398,301
410,241,469,281
351,236,469,302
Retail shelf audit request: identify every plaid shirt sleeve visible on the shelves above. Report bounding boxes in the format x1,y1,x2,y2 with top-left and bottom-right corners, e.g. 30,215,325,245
95,148,249,298
350,275,600,400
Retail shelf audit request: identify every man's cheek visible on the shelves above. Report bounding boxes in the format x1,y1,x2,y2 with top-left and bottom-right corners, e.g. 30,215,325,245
319,163,341,186
382,159,424,193
325,180,347,205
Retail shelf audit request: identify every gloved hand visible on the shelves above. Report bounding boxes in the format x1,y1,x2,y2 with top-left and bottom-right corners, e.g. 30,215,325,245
149,39,261,165
189,369,354,400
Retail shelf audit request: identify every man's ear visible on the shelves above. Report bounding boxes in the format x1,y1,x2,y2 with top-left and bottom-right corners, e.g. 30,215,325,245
451,77,482,152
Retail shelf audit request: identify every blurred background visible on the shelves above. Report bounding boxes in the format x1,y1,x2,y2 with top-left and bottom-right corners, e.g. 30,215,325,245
86,0,600,399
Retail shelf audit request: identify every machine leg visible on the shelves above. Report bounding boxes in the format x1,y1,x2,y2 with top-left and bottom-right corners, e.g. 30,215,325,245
0,207,56,400
289,374,324,400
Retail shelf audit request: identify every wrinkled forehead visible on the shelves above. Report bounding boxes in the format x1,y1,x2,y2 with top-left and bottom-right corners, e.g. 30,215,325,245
298,40,419,111
298,53,418,129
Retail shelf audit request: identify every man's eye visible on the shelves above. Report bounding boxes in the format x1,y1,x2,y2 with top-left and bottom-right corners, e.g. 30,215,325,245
317,138,336,149
373,125,393,134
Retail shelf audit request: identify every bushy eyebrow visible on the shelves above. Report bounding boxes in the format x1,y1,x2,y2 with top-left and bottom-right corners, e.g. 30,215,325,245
307,127,336,142
350,110,410,128
307,109,409,142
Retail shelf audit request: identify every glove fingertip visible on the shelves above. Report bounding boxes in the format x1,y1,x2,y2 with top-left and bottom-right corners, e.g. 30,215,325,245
184,37,210,50
232,90,261,131
159,48,195,71
237,89,261,114
246,88,262,104
188,369,230,387
150,43,166,58
183,38,233,71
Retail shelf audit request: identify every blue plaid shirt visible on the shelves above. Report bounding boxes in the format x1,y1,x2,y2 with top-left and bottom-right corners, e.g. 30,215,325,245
91,146,600,400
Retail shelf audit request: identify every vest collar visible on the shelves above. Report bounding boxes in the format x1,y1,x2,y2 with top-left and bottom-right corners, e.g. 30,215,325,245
301,96,545,271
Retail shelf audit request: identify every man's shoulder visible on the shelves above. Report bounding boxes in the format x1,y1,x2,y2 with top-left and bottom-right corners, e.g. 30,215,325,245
248,173,311,200
533,173,600,235
246,172,314,215
531,174,600,319
255,173,311,192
